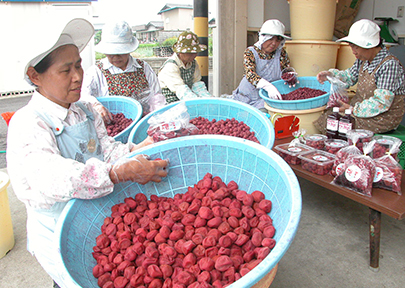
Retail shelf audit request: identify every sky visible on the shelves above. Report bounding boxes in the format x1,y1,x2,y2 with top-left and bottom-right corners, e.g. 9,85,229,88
93,0,216,27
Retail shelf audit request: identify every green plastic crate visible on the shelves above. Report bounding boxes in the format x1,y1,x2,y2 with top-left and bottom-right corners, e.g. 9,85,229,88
377,124,405,169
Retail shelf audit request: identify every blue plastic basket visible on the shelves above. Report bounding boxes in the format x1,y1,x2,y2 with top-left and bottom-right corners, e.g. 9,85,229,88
55,135,301,288
128,98,275,149
98,96,143,144
259,76,331,110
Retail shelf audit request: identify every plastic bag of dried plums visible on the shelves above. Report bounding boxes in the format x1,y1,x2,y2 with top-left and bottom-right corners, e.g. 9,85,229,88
330,133,362,177
332,140,376,197
373,140,403,195
371,135,402,160
147,102,199,142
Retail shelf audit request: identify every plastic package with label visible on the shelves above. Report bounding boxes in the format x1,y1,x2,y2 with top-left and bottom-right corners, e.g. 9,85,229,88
332,140,376,197
299,150,335,175
347,129,374,153
373,140,402,195
372,135,402,160
330,133,362,177
304,134,327,150
324,139,349,154
325,76,349,109
146,101,199,142
274,142,314,165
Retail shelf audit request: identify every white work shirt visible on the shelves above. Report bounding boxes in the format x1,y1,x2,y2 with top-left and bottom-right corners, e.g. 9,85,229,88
158,53,202,93
6,91,133,210
81,56,161,103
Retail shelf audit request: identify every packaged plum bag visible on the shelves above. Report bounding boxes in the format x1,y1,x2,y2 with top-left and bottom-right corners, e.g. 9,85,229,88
332,140,376,197
325,76,349,109
147,102,199,142
373,141,403,195
330,132,362,177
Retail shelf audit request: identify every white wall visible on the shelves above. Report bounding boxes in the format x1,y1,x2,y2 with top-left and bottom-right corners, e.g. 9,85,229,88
0,2,94,93
162,9,193,31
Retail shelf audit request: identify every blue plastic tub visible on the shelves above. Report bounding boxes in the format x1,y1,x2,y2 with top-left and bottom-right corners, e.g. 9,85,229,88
129,98,275,149
259,76,331,110
98,96,143,144
55,135,301,288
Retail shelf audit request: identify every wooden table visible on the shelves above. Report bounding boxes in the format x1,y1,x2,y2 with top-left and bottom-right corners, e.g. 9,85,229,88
273,138,405,271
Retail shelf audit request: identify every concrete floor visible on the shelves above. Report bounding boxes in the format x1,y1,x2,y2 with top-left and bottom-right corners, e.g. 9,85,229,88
1,167,404,288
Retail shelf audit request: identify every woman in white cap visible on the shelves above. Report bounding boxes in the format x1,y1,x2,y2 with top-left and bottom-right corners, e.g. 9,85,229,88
231,19,293,112
158,30,212,103
81,20,165,121
315,19,405,134
6,18,168,288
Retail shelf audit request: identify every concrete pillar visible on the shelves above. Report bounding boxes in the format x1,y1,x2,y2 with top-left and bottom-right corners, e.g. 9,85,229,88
213,0,248,96
194,0,209,88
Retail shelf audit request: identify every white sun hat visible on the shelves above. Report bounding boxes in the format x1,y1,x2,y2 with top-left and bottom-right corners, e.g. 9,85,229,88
95,21,139,55
24,18,94,85
336,19,381,48
259,19,292,40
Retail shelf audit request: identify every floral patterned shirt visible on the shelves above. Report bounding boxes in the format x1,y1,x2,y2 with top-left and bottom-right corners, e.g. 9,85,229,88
6,91,134,209
244,46,290,87
330,46,405,117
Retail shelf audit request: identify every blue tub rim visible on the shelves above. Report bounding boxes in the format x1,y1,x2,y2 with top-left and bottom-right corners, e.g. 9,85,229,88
55,135,302,288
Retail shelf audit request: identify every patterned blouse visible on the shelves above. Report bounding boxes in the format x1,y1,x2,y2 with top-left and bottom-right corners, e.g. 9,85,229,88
244,46,290,87
6,91,133,209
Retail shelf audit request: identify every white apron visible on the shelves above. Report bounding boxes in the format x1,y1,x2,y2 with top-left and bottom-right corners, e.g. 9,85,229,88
232,47,282,109
27,102,103,287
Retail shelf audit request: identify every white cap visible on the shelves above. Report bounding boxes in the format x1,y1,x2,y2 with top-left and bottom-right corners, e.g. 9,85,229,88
336,19,381,49
95,21,139,55
259,19,292,40
24,18,94,85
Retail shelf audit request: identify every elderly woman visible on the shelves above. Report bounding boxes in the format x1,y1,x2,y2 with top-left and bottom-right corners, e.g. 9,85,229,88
232,19,293,112
6,18,168,288
158,30,212,103
314,19,405,134
81,20,165,122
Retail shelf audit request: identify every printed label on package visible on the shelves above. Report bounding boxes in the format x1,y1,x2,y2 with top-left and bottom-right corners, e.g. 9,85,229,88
373,166,384,182
345,165,362,182
159,121,181,132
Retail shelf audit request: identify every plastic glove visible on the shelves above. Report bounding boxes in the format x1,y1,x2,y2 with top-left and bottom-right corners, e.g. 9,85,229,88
177,85,199,100
257,78,282,100
191,81,212,98
110,154,169,184
317,71,333,84
130,136,154,152
149,93,167,112
93,102,113,124
281,67,299,88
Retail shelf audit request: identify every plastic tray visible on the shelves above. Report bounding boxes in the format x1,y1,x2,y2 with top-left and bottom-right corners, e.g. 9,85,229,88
259,76,331,110
298,150,335,176
54,135,302,288
324,139,349,154
129,98,275,149
304,134,327,150
274,143,314,165
347,129,374,153
372,135,402,160
98,96,143,144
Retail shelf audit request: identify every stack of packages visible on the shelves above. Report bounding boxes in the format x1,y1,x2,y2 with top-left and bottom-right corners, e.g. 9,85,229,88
331,130,403,196
274,129,403,196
